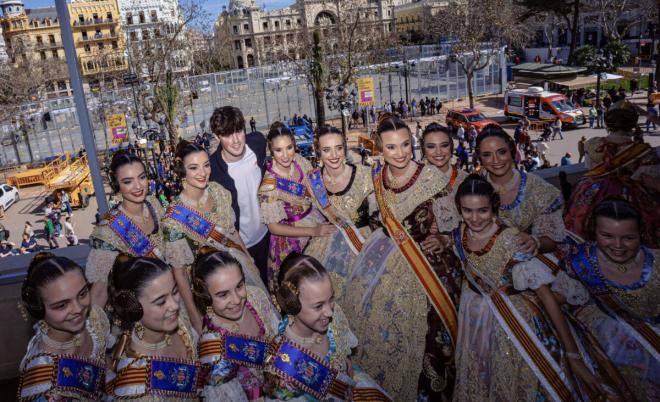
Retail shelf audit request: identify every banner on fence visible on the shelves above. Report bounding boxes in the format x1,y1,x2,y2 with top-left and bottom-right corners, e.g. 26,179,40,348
357,77,375,106
108,114,128,144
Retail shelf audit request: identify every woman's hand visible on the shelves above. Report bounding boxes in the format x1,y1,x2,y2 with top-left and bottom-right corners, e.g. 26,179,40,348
421,233,448,256
313,224,338,237
514,232,538,255
568,358,607,399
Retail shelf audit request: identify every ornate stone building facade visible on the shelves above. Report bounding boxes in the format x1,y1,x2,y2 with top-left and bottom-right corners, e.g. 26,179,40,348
215,0,404,69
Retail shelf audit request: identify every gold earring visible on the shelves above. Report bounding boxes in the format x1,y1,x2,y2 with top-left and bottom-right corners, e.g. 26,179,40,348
288,314,295,327
39,321,49,335
134,322,144,339
206,305,214,316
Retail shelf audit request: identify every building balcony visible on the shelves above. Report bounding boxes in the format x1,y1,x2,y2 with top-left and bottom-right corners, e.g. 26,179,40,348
78,32,119,43
73,18,115,28
35,41,62,49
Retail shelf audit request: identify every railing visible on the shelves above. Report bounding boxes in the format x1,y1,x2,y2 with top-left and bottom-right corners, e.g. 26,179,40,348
73,18,115,27
35,41,62,49
78,32,119,43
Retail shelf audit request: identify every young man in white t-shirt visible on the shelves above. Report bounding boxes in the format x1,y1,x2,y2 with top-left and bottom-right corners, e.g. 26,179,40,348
209,106,269,284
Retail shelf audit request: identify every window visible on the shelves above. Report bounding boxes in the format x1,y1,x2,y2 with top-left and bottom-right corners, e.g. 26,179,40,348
84,44,91,52
36,35,43,44
275,21,279,28
48,34,55,44
233,25,238,34
127,12,133,25
285,19,291,26
508,96,522,107
297,18,301,24
112,41,118,49
129,31,137,41
139,11,145,24
93,13,99,23
40,51,46,60
151,10,158,22
245,38,252,48
98,42,104,50
58,81,66,90
234,40,241,50
263,22,268,29
78,14,84,23
110,28,115,37
154,29,161,37
243,23,249,31
95,29,102,38
82,31,88,40
51,49,58,59
86,61,94,70
107,12,113,21
264,36,271,45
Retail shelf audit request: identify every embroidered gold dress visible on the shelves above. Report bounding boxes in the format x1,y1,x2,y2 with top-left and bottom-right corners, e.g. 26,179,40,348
86,195,166,284
343,162,463,401
162,182,266,293
105,314,200,401
429,164,468,233
495,170,565,242
452,225,578,401
200,286,280,401
263,304,390,401
303,164,374,301
258,154,323,292
563,242,660,401
18,305,110,401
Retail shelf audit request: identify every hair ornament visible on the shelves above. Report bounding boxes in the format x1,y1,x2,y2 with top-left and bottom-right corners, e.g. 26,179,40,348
282,281,299,296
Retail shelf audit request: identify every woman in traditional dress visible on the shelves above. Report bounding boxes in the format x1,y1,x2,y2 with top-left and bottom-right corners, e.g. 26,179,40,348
420,123,467,234
564,101,660,247
87,151,166,307
562,199,659,400
303,126,374,301
17,253,109,401
476,124,566,274
263,253,390,401
343,114,463,401
162,141,266,332
258,123,334,292
193,247,279,401
451,175,613,402
105,255,201,401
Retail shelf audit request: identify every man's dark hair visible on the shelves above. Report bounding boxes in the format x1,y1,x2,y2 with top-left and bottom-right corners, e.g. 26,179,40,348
209,106,245,137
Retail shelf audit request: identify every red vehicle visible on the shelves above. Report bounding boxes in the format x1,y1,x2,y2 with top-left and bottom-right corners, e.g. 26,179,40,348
445,108,499,133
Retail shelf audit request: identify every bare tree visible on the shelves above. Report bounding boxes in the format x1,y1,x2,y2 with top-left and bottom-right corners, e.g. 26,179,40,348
588,0,658,41
432,0,528,108
285,0,396,126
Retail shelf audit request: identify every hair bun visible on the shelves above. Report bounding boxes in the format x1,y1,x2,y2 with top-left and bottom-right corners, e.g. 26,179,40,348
269,121,285,131
28,252,55,271
377,112,396,126
111,289,143,327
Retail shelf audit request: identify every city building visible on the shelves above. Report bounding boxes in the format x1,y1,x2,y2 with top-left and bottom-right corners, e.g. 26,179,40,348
116,0,190,77
0,24,8,61
215,0,402,69
0,0,71,98
68,0,127,89
393,0,448,43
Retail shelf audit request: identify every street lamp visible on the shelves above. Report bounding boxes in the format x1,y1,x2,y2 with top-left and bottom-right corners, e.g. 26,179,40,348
589,49,613,110
395,60,416,105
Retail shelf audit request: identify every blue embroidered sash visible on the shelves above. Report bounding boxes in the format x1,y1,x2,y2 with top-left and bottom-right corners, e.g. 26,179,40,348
268,339,337,400
150,358,201,398
165,203,241,251
225,333,268,368
277,177,308,197
57,356,105,399
107,210,162,258
308,169,365,254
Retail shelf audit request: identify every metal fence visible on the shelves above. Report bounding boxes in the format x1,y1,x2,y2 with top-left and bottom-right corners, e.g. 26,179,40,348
0,46,506,167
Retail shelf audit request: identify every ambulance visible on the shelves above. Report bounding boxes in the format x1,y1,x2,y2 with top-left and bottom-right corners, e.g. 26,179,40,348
504,87,585,128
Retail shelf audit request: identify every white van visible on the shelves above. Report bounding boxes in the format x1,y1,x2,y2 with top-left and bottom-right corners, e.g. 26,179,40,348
504,87,585,128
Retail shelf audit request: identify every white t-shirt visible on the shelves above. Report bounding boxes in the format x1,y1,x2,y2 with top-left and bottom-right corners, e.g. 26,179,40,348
226,146,268,247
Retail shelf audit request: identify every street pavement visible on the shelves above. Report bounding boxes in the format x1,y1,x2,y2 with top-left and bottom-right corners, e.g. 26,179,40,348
1,93,659,250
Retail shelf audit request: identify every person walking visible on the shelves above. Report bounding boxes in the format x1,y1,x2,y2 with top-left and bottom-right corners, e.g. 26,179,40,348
588,104,596,128
44,215,59,249
577,136,586,163
249,116,257,133
60,190,72,217
646,102,657,132
456,124,465,143
551,117,564,140
63,216,78,246
596,102,605,128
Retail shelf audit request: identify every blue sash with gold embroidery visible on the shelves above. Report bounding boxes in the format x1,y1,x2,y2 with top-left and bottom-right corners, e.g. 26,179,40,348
225,334,268,368
150,358,201,398
165,203,242,251
268,338,337,400
19,354,105,401
308,169,366,254
107,210,163,259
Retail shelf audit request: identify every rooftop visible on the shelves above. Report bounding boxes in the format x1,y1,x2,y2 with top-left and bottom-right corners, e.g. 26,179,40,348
511,63,587,78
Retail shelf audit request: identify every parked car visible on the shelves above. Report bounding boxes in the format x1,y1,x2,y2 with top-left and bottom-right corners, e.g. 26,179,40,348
446,108,500,133
0,184,19,217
